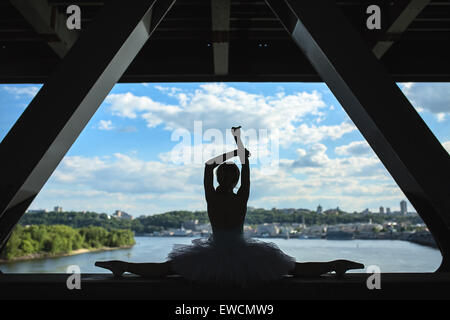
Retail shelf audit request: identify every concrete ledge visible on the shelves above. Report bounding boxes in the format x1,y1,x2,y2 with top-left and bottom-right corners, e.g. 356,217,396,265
1,273,450,300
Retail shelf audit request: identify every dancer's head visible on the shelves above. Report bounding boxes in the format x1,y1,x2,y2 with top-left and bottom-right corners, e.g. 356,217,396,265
216,162,240,191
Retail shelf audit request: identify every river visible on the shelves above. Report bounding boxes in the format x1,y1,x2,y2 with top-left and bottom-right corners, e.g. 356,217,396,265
0,237,441,273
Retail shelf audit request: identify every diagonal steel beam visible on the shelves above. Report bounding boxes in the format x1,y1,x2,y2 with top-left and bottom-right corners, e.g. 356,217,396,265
373,0,431,59
0,0,176,251
266,0,450,271
211,0,231,75
10,0,79,58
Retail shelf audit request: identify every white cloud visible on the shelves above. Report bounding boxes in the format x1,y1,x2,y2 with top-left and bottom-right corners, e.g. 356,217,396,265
287,122,356,145
248,156,403,212
335,140,373,156
436,113,446,122
97,120,115,130
443,141,450,154
292,144,330,168
52,153,201,194
36,153,209,214
105,83,356,147
2,85,40,98
283,144,387,180
400,82,450,120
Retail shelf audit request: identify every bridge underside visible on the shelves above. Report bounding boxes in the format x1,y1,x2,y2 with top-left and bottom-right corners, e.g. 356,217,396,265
1,0,449,83
0,0,450,300
1,273,450,300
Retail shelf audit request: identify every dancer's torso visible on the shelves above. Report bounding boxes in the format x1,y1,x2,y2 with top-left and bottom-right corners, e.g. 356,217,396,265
207,190,247,232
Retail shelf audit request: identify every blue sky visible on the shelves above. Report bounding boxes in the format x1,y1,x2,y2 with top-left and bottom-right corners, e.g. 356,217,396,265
1,82,449,216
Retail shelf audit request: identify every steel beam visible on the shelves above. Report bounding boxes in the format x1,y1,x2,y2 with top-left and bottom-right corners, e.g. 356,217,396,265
0,0,176,251
211,0,230,75
10,0,79,58
373,0,431,59
266,0,450,271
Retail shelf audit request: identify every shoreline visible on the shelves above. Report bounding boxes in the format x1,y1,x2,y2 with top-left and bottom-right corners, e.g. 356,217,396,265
135,233,438,250
0,245,134,264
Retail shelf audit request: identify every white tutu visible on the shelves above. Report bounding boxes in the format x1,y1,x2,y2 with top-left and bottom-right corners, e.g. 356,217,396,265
167,227,296,287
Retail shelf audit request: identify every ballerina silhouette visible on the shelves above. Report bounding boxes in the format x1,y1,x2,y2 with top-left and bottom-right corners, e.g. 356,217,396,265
95,127,364,285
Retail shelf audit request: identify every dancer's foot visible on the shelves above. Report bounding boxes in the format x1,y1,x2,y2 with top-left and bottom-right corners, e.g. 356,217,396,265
333,260,365,277
95,260,126,277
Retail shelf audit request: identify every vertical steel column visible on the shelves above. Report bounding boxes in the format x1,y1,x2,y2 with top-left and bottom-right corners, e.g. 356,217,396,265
211,0,231,75
0,0,176,250
266,0,450,271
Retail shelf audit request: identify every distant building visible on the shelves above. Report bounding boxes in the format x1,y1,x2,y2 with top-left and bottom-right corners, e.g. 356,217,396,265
324,208,339,215
54,206,63,213
112,210,133,220
316,204,323,214
256,223,279,237
27,209,47,214
182,220,199,231
243,225,256,237
400,200,408,215
278,225,294,237
303,225,326,238
196,223,212,234
279,208,296,214
386,207,391,214
379,206,385,214
173,227,192,236
362,208,371,215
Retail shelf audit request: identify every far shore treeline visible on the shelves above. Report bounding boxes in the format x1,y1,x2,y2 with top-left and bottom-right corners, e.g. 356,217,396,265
2,209,425,261
2,225,135,261
18,208,424,234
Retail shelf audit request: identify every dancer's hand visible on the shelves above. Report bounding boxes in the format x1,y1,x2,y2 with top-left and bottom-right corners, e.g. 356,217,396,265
231,126,241,138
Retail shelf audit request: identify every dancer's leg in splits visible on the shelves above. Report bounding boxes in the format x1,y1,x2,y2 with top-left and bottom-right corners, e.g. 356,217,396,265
95,259,363,278
95,260,173,278
291,260,365,277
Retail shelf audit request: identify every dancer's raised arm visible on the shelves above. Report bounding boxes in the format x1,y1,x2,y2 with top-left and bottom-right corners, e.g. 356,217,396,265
231,127,250,201
205,149,239,167
204,149,239,200
231,126,247,164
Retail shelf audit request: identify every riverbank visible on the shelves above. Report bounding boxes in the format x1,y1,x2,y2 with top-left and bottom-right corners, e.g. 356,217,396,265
354,231,437,249
2,225,136,261
404,232,437,249
0,244,134,263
